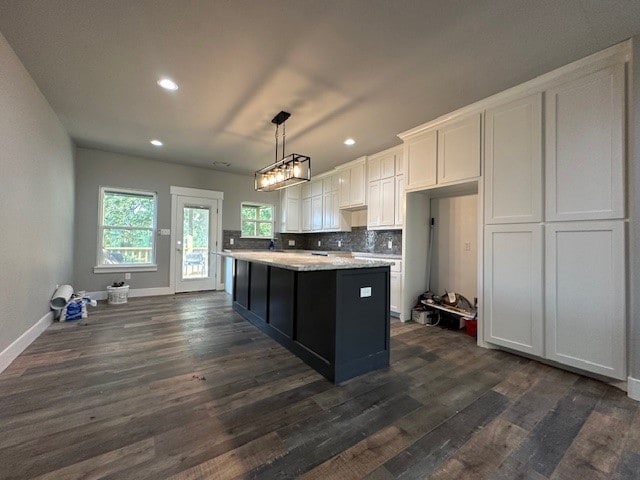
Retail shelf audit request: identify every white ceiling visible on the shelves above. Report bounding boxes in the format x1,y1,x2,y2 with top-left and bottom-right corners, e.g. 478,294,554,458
1,0,640,175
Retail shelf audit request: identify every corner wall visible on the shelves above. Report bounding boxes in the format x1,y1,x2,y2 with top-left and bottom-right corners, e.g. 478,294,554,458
73,148,279,292
629,35,640,387
0,32,75,358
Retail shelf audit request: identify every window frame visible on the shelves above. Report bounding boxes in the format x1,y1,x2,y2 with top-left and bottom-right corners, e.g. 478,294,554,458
94,186,158,273
240,202,275,239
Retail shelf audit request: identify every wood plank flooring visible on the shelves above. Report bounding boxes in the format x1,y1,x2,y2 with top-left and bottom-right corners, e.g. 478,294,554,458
0,292,638,479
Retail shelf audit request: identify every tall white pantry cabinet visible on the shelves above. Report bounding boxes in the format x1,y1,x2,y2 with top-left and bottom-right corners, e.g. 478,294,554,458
483,48,627,379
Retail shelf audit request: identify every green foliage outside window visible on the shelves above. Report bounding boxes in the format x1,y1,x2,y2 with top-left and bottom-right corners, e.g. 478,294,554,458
101,190,156,264
241,204,273,238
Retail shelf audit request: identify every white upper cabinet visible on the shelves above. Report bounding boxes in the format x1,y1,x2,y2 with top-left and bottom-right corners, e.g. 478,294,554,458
301,197,311,232
545,221,626,379
380,177,395,226
279,184,301,233
367,181,381,227
485,94,543,224
437,113,481,185
368,156,381,182
337,157,367,209
394,175,405,228
484,224,544,356
367,147,403,230
380,153,395,179
545,64,625,221
311,195,323,231
405,129,437,190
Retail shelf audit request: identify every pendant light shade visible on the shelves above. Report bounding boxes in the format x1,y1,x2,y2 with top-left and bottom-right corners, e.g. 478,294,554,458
255,111,311,192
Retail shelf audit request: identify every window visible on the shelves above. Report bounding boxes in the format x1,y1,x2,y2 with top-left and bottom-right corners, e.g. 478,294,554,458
95,187,157,272
241,202,274,238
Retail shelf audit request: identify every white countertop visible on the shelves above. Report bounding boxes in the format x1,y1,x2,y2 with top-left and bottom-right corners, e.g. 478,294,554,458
219,250,394,271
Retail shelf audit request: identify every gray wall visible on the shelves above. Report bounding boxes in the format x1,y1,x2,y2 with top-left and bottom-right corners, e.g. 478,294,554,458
0,32,74,353
74,148,279,292
630,35,640,380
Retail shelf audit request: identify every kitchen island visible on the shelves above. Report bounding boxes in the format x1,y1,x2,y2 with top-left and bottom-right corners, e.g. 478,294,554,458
222,251,392,383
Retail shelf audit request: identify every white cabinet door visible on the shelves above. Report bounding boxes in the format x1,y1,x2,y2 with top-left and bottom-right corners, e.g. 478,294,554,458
322,193,332,231
311,179,323,198
395,175,405,227
367,181,381,227
545,64,625,221
406,129,437,190
302,182,312,199
280,185,301,233
330,191,340,229
311,195,323,231
368,157,381,182
395,150,404,175
338,169,350,208
380,177,395,226
285,197,300,232
485,94,543,224
380,153,395,179
545,221,626,379
437,113,481,184
350,162,366,207
390,271,401,313
302,197,311,232
484,224,544,356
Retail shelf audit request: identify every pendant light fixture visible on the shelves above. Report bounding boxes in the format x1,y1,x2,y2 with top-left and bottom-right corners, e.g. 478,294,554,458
255,111,311,192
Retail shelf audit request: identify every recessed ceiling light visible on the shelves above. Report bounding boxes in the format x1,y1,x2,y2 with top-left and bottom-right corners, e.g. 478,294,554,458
344,138,356,146
157,78,178,91
150,139,163,146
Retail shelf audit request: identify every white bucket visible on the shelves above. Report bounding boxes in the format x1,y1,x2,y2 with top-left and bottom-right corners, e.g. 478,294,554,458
107,285,129,305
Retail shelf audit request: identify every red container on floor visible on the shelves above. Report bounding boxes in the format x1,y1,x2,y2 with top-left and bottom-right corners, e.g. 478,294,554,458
464,318,477,337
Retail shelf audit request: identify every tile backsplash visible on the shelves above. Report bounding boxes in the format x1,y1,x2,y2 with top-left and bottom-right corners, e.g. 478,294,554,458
223,226,402,255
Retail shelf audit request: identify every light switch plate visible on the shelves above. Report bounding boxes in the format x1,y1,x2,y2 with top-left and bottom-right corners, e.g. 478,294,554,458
230,238,235,245
338,240,342,247
360,286,372,298
159,228,171,236
124,273,131,280
387,240,393,249
318,241,321,246
288,240,295,246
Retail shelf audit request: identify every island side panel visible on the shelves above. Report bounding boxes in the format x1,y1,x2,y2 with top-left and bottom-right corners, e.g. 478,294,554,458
249,263,269,323
295,270,337,366
234,259,250,309
334,267,390,383
269,267,296,339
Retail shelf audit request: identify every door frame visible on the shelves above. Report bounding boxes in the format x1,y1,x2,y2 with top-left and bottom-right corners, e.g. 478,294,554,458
169,186,224,293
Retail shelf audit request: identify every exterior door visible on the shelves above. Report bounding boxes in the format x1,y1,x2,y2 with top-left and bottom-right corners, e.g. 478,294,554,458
175,196,219,292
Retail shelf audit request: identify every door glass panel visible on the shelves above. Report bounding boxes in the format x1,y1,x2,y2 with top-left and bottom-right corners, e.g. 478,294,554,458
182,207,209,279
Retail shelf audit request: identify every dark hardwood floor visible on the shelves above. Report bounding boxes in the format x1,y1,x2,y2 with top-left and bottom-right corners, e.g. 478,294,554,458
0,292,638,479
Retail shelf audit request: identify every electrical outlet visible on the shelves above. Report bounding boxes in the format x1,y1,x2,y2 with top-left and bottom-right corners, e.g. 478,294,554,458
464,241,471,251
388,240,393,249
230,238,234,245
338,240,342,247
288,240,295,246
360,286,372,298
318,240,321,247
124,273,131,280
159,228,171,236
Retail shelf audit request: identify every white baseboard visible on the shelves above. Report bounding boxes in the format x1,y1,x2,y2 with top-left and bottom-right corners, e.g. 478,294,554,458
0,311,54,374
628,376,640,401
86,286,175,302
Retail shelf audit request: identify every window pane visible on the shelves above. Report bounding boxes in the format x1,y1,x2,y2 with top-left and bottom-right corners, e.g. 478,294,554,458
102,228,153,264
182,207,209,279
258,222,272,237
241,220,257,237
258,206,273,221
103,191,154,228
241,206,257,220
